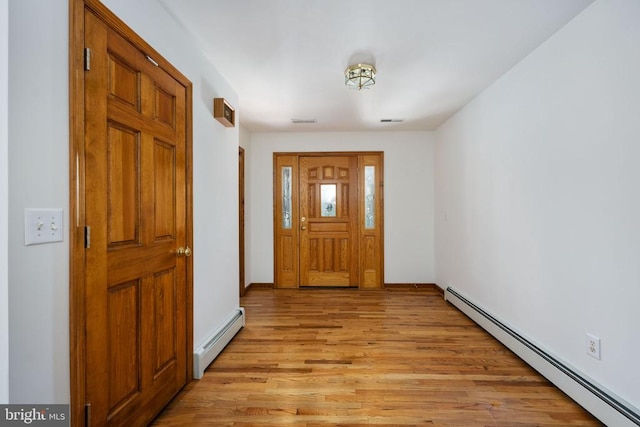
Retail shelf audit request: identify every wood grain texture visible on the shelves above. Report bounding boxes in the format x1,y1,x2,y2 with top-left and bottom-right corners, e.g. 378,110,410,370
300,156,359,287
70,1,195,423
152,288,602,426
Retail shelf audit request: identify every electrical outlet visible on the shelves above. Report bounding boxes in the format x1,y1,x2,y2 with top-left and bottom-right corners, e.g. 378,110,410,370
586,333,601,360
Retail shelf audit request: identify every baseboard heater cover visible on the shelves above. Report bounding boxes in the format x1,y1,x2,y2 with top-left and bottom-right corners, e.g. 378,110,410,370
193,307,245,379
444,286,639,427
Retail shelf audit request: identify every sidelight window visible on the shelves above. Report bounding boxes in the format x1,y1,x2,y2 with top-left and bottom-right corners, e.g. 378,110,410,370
282,166,292,228
364,166,375,228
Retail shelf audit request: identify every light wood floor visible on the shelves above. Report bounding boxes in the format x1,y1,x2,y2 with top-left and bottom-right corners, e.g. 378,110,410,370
152,287,603,426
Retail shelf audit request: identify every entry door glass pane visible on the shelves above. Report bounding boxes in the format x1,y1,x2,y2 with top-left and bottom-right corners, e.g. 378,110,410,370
321,184,337,217
365,166,375,228
282,166,292,228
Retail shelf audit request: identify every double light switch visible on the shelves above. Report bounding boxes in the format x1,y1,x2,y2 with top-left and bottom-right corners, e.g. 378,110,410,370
24,208,64,245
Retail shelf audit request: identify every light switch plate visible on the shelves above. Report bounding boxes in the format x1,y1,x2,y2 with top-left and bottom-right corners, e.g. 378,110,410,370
24,208,64,245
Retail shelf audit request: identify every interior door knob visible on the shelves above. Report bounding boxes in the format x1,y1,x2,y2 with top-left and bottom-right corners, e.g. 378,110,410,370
184,247,192,257
301,226,307,230
176,247,185,257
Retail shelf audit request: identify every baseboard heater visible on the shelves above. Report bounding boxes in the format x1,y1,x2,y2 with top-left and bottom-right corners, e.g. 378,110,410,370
444,286,639,427
193,307,245,379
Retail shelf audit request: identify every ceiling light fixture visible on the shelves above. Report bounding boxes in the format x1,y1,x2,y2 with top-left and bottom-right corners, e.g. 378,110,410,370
345,63,376,90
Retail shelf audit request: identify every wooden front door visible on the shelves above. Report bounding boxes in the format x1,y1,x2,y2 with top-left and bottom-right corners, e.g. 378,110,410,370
74,3,192,426
274,152,384,289
299,156,358,286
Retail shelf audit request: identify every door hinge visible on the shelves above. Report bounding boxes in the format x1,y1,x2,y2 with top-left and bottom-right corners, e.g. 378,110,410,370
84,48,91,71
84,403,91,427
84,226,91,249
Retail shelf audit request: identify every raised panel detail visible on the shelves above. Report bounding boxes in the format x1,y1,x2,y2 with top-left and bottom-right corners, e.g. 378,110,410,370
323,238,334,271
308,222,348,233
108,125,140,246
309,238,352,274
362,235,378,287
308,167,319,179
339,184,350,217
154,269,176,376
108,54,139,110
308,273,349,285
282,236,294,271
107,280,141,411
308,184,317,218
363,270,377,286
338,167,349,179
154,140,176,240
154,85,176,128
322,166,334,179
309,239,319,271
338,238,349,271
363,236,376,269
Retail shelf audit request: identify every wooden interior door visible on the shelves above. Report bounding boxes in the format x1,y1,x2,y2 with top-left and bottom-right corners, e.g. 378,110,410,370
82,7,189,426
299,156,359,286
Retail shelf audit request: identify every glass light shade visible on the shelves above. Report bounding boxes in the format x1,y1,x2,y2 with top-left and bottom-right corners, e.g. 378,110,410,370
345,63,376,90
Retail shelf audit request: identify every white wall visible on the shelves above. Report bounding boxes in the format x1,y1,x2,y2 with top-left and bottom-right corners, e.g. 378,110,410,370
8,0,69,403
248,131,435,284
435,0,640,410
8,0,240,403
0,0,9,404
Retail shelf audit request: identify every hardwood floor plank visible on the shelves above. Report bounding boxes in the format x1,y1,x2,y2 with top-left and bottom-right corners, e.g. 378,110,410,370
152,288,603,426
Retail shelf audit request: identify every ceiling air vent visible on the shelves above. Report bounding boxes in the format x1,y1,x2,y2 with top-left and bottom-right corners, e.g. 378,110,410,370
380,119,404,123
291,119,317,124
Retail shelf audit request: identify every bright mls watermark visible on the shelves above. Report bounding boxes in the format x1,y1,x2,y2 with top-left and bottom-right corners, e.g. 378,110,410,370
0,405,69,426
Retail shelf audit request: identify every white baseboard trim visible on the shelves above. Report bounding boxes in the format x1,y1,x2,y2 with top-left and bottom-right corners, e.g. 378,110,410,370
193,307,245,379
445,287,639,427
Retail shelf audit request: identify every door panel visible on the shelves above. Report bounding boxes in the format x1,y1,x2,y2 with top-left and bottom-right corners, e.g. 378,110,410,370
107,124,139,245
274,156,299,287
359,154,384,288
106,279,140,410
300,156,358,287
84,8,188,426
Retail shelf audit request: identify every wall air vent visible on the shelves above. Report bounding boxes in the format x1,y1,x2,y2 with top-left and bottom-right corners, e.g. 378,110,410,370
291,119,317,124
380,119,404,123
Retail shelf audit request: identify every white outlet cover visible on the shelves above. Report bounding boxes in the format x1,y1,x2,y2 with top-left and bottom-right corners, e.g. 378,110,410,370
586,333,601,360
24,208,64,245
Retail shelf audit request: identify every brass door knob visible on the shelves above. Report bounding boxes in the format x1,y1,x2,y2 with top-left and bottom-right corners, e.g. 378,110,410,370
184,247,192,257
301,226,307,230
176,247,185,257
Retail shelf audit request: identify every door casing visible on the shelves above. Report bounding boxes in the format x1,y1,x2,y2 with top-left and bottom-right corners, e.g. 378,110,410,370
274,152,384,289
239,147,246,297
69,0,193,425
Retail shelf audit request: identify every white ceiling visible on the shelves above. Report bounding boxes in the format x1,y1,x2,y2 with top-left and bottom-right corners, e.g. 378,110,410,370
159,0,594,132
